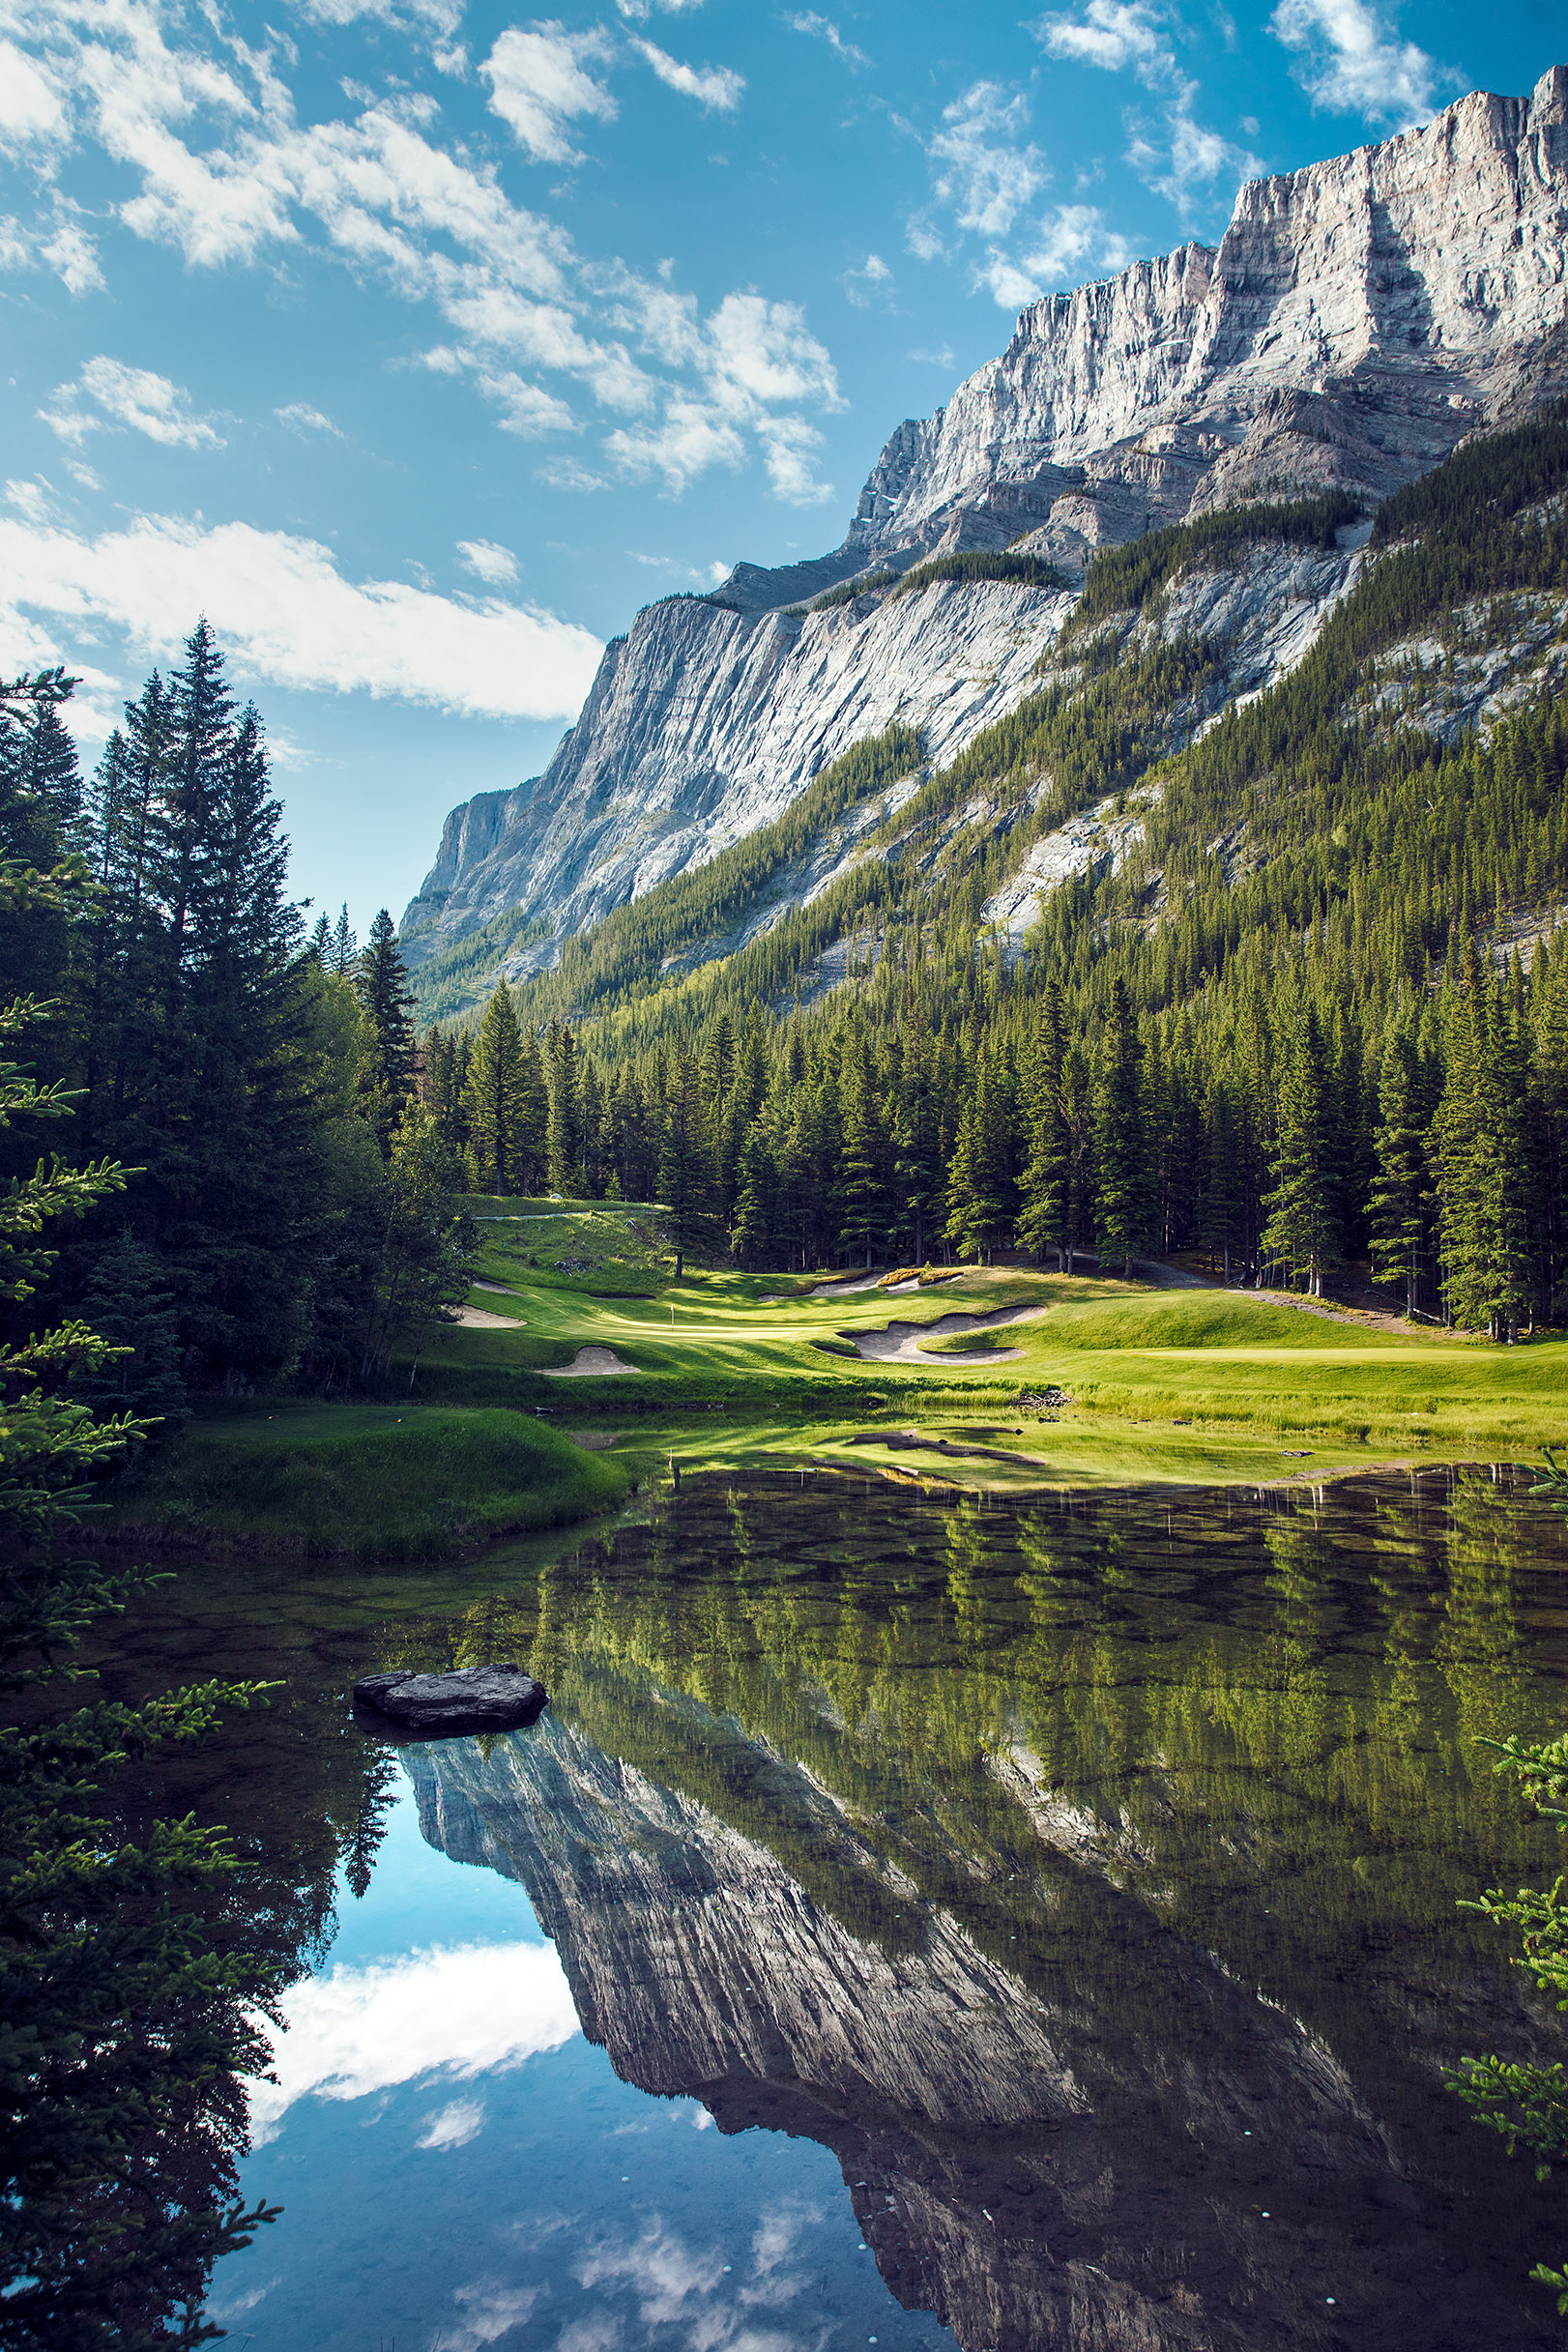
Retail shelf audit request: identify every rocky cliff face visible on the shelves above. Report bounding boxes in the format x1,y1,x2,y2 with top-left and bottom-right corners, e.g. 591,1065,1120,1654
402,1702,1556,2352
401,69,1568,1011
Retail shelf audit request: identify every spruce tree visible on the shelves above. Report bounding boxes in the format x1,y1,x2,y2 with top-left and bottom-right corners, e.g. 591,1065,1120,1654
355,909,419,1153
545,1020,581,1194
1368,1015,1434,1315
1017,983,1069,1266
465,980,526,1195
1260,1004,1341,1295
1092,978,1150,1273
657,1044,715,1278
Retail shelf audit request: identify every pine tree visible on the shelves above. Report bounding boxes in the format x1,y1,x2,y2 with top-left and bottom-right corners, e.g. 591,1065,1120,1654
1260,1004,1341,1294
545,1021,581,1194
657,1044,715,1278
1017,983,1069,1266
1434,944,1534,1337
355,909,419,1153
836,1032,889,1267
1092,978,1150,1273
73,1232,187,1426
465,982,525,1195
944,1045,1014,1264
1368,1015,1434,1315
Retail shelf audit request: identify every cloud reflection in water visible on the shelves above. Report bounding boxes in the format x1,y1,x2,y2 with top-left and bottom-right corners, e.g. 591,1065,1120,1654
249,1939,580,2142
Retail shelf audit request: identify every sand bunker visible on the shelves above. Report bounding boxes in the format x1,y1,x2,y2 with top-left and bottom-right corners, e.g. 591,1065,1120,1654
543,1346,639,1378
454,1305,527,1328
846,1303,1048,1365
474,1280,523,1296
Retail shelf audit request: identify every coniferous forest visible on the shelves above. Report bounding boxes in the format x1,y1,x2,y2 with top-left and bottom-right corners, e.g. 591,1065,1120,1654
415,409,1568,1342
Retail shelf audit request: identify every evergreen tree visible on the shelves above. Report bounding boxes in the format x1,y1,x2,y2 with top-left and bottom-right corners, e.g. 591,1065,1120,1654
73,1232,187,1427
545,1020,581,1194
944,1045,1015,1264
1434,944,1533,1337
465,980,526,1195
1017,983,1069,1266
835,1033,889,1266
1092,978,1150,1272
1368,1014,1434,1315
1260,1005,1341,1294
657,1044,715,1278
355,909,418,1153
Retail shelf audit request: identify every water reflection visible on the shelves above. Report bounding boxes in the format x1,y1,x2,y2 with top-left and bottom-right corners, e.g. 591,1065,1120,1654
91,1466,1568,2348
379,1468,1568,2350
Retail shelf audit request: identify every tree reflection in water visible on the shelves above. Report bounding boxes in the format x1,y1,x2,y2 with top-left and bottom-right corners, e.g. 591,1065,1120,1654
89,1466,1568,2351
381,1467,1568,2352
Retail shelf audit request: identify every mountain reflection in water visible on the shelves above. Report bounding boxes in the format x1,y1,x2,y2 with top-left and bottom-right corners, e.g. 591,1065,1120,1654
383,1468,1568,2352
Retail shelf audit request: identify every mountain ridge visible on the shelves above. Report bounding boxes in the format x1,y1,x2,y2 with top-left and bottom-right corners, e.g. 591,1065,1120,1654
400,67,1568,1017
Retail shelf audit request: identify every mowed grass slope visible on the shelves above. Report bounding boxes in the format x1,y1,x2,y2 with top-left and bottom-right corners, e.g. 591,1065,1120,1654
414,1204,1565,1490
107,1403,630,1559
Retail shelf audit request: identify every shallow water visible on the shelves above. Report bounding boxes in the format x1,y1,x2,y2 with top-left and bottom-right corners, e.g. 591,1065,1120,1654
86,1466,1568,2351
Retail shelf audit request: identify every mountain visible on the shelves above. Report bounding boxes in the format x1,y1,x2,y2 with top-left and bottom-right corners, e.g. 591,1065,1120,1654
401,68,1568,1018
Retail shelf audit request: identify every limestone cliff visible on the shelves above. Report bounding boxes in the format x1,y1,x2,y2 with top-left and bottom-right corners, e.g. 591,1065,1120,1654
401,69,1568,1012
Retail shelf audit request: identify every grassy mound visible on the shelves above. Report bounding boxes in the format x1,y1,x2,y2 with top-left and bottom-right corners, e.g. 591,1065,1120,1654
915,1328,1014,1355
106,1404,629,1560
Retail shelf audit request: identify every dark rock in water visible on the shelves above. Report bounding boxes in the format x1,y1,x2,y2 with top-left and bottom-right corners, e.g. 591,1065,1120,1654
352,1662,549,1737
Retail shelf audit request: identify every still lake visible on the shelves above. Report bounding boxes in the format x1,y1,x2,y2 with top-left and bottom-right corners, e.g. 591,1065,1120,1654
89,1466,1568,2352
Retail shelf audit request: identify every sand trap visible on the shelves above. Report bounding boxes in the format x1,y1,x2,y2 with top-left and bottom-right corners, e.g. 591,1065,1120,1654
543,1346,639,1379
455,1305,528,1328
808,1271,883,1298
846,1303,1048,1365
475,1280,523,1295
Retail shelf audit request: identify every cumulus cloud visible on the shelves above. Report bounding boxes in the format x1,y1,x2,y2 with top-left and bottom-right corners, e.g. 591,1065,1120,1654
0,511,604,723
603,288,838,499
480,24,617,164
247,1941,580,2142
42,358,224,450
456,537,519,584
0,37,65,153
631,39,743,111
1,4,833,506
977,203,1136,305
928,82,1045,239
615,0,704,15
1270,0,1441,126
1032,3,1258,218
1035,0,1167,81
785,14,870,68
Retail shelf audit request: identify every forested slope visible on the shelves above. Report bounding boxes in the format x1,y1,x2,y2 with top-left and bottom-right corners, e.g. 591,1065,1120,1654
421,410,1568,1336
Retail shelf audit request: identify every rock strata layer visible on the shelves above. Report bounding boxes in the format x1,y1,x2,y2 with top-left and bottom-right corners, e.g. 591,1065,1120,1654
352,1663,548,1735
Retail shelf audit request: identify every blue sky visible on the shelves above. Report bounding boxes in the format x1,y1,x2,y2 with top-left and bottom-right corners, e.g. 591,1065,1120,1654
0,0,1557,931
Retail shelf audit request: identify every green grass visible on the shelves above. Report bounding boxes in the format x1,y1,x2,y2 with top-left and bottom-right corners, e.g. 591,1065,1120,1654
405,1224,1568,1494
106,1403,631,1560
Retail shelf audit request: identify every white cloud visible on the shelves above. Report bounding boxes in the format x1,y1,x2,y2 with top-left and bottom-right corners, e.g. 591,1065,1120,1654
2,8,833,508
535,455,609,491
631,39,743,112
1035,0,1167,81
977,203,1136,305
445,2285,543,2352
456,537,519,585
0,37,66,154
299,0,463,31
0,511,604,723
417,2097,487,2150
1125,85,1259,215
1269,0,1440,126
40,216,103,295
247,1941,580,2142
480,24,617,164
43,357,224,450
929,83,1045,240
785,14,870,68
275,401,343,435
473,366,582,436
840,250,892,309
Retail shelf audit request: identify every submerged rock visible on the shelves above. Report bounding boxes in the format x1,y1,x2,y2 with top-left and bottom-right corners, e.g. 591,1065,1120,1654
353,1663,549,1737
